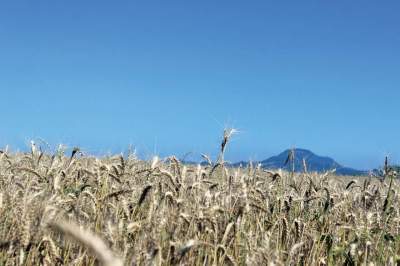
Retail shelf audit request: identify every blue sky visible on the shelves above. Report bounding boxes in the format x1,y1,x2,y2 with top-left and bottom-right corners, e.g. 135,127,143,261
1,1,399,169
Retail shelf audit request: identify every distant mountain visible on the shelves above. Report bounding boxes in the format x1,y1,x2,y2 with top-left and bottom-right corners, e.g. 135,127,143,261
235,149,367,176
261,148,339,171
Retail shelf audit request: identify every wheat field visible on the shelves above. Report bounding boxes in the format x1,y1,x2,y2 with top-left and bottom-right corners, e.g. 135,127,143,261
0,134,399,265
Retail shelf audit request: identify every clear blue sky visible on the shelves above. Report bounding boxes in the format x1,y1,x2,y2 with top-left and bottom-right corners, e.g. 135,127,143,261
1,1,399,169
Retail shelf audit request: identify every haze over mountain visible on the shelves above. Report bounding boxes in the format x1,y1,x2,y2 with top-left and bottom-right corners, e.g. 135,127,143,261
233,148,367,175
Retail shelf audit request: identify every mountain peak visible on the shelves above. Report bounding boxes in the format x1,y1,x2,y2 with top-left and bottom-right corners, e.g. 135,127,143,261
279,148,314,156
258,148,365,175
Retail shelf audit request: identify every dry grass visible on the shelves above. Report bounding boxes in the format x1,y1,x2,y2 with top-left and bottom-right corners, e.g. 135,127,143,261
0,136,399,265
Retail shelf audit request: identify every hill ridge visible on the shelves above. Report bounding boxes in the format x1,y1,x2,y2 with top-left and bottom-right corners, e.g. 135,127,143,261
233,148,366,176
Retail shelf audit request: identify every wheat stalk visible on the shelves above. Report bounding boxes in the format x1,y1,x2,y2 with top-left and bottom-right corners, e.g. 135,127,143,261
49,221,123,266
